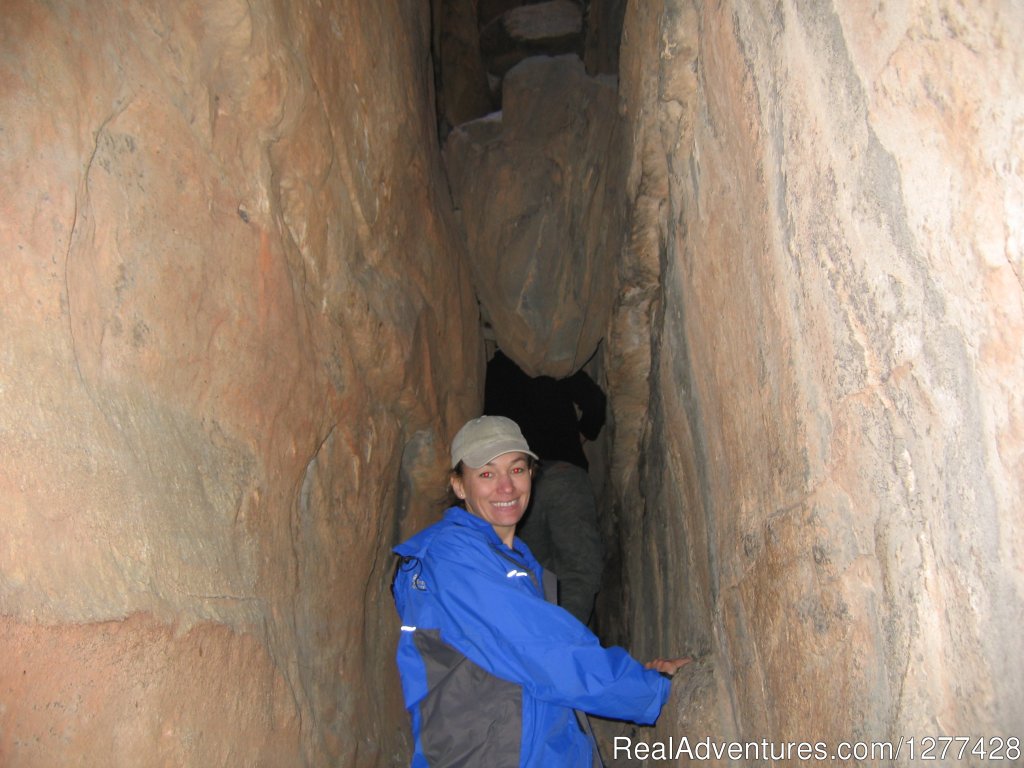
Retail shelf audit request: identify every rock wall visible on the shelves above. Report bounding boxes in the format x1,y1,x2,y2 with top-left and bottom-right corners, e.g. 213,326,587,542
0,1,480,765
606,0,1023,757
5,0,1022,764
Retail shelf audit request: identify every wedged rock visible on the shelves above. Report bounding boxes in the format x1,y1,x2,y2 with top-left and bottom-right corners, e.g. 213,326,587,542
478,0,527,27
502,0,583,42
444,54,623,378
480,0,584,76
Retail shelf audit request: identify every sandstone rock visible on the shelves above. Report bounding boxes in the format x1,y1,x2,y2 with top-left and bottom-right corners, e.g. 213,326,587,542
0,614,299,764
0,1,481,765
480,0,584,76
478,0,529,27
4,0,1021,764
605,0,1024,752
444,54,622,378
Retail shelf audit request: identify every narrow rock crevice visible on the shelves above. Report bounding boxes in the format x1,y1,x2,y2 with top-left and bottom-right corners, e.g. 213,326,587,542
1,1,1021,765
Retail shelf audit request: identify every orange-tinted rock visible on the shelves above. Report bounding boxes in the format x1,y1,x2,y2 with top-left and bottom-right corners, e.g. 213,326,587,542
607,0,1024,750
0,614,298,764
4,0,1021,763
0,1,480,764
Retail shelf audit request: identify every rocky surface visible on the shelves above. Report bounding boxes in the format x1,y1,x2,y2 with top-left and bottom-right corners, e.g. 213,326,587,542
480,0,585,76
0,1,480,765
3,0,1022,765
604,0,1024,755
444,54,623,378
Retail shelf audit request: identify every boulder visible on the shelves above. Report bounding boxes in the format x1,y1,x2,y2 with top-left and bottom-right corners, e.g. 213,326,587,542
480,0,584,76
444,54,622,378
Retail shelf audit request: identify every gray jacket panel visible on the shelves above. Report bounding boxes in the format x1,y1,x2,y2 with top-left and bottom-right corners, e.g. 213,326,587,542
414,629,522,767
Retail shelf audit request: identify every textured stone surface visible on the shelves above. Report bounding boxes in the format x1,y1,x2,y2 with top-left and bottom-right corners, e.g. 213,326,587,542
4,0,1022,764
478,0,526,27
0,1,480,765
444,54,623,378
480,1,585,76
604,0,1024,754
0,614,298,763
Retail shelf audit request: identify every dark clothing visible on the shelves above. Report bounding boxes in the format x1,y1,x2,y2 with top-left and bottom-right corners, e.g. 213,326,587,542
484,351,606,471
519,461,603,623
484,350,607,624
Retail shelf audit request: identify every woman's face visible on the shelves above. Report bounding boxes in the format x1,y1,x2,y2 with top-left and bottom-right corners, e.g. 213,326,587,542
452,451,532,546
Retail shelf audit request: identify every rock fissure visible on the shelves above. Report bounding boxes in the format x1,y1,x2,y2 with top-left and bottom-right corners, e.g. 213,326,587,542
2,1,1022,765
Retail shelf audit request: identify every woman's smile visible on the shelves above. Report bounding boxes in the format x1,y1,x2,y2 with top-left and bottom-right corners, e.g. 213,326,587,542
451,452,533,546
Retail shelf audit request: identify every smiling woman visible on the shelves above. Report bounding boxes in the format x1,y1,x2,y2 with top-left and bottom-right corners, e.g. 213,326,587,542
451,447,535,545
390,415,689,767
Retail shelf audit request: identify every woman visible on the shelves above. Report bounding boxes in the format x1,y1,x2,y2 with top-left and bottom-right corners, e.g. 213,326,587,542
392,415,688,767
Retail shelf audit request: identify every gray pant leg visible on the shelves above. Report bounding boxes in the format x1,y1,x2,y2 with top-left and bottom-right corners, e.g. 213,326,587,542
519,462,603,624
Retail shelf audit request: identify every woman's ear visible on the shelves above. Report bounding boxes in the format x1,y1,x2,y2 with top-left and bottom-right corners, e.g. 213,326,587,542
450,475,465,500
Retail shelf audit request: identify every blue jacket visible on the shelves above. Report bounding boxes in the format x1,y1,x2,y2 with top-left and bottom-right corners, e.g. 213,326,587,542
392,506,670,767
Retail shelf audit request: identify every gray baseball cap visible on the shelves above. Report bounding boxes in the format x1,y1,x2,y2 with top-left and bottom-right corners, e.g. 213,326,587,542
451,415,539,468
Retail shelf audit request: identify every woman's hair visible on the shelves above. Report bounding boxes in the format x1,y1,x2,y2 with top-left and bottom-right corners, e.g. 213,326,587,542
441,456,540,511
442,470,462,511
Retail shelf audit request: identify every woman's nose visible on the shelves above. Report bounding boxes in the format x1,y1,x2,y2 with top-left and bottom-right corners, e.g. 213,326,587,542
496,472,514,491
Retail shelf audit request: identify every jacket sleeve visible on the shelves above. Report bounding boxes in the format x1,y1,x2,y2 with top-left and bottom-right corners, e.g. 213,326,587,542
421,530,670,724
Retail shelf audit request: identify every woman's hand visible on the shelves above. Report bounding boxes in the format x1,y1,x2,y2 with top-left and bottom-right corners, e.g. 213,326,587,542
644,657,692,678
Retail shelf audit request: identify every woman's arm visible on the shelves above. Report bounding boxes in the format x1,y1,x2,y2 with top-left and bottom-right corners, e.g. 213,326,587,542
422,532,672,724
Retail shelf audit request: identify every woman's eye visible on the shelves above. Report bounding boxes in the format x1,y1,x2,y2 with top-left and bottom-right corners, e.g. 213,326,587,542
479,471,493,479
511,467,523,474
